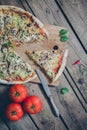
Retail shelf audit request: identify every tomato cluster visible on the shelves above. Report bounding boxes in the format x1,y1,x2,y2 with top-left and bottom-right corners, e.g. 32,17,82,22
6,84,42,121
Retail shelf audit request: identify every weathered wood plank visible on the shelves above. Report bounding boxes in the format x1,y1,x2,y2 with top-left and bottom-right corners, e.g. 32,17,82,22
0,0,23,8
25,78,87,130
63,69,87,112
2,114,38,130
53,74,87,130
23,0,87,103
56,0,87,52
0,118,9,130
25,83,68,130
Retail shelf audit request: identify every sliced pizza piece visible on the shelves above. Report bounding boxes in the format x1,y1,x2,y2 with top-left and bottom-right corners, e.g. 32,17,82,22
26,49,68,82
0,50,36,84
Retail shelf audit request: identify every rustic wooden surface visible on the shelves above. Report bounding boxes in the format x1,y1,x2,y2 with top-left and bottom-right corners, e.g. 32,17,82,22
0,0,87,130
14,24,68,86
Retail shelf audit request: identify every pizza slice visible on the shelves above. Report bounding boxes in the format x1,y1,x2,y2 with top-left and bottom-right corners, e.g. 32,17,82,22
26,49,68,82
0,48,36,84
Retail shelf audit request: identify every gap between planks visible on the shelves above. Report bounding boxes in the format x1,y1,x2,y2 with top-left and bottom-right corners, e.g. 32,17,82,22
55,0,87,54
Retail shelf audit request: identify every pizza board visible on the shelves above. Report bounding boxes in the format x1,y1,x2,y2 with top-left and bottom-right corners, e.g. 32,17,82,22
14,24,68,87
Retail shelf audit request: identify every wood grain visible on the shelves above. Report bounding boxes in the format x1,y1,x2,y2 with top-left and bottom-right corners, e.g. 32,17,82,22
64,69,87,112
25,0,87,103
54,74,87,130
25,83,68,130
56,0,87,52
0,118,9,130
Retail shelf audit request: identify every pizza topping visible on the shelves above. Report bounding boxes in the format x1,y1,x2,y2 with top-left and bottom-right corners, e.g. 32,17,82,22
6,52,16,62
21,15,27,20
11,28,18,35
26,50,63,81
27,23,31,27
0,6,48,49
53,45,58,50
4,15,11,24
0,63,8,79
0,22,4,31
0,43,36,82
72,60,80,65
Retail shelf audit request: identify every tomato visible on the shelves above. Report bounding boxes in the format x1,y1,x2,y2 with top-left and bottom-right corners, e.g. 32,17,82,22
6,103,24,121
23,96,42,114
9,84,28,103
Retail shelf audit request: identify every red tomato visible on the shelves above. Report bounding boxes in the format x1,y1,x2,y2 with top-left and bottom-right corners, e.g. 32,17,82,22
23,96,42,114
6,103,24,121
9,84,28,103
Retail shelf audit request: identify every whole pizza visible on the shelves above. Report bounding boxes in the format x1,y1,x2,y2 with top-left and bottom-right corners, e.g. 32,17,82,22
0,5,68,84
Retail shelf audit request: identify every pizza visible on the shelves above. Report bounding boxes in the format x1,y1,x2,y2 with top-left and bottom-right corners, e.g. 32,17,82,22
26,49,68,82
0,5,48,46
0,42,36,84
0,5,48,84
0,5,68,84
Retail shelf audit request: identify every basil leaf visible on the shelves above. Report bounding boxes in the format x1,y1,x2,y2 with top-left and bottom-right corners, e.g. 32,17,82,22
6,41,12,47
60,35,69,42
59,29,68,36
60,87,69,94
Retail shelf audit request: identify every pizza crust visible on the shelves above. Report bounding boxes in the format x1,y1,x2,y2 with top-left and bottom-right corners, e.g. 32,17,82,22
0,73,37,85
53,49,68,82
33,16,49,37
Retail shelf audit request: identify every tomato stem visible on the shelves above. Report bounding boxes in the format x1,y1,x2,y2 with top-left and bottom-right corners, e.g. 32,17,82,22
31,105,35,110
11,111,17,115
15,91,20,96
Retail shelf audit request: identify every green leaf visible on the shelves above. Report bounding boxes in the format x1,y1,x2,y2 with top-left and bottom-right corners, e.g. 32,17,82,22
6,41,12,47
3,41,12,48
20,30,25,39
59,29,68,36
60,87,69,94
60,35,69,42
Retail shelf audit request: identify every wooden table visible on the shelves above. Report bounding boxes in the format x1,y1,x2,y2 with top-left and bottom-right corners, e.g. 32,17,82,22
0,0,87,130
